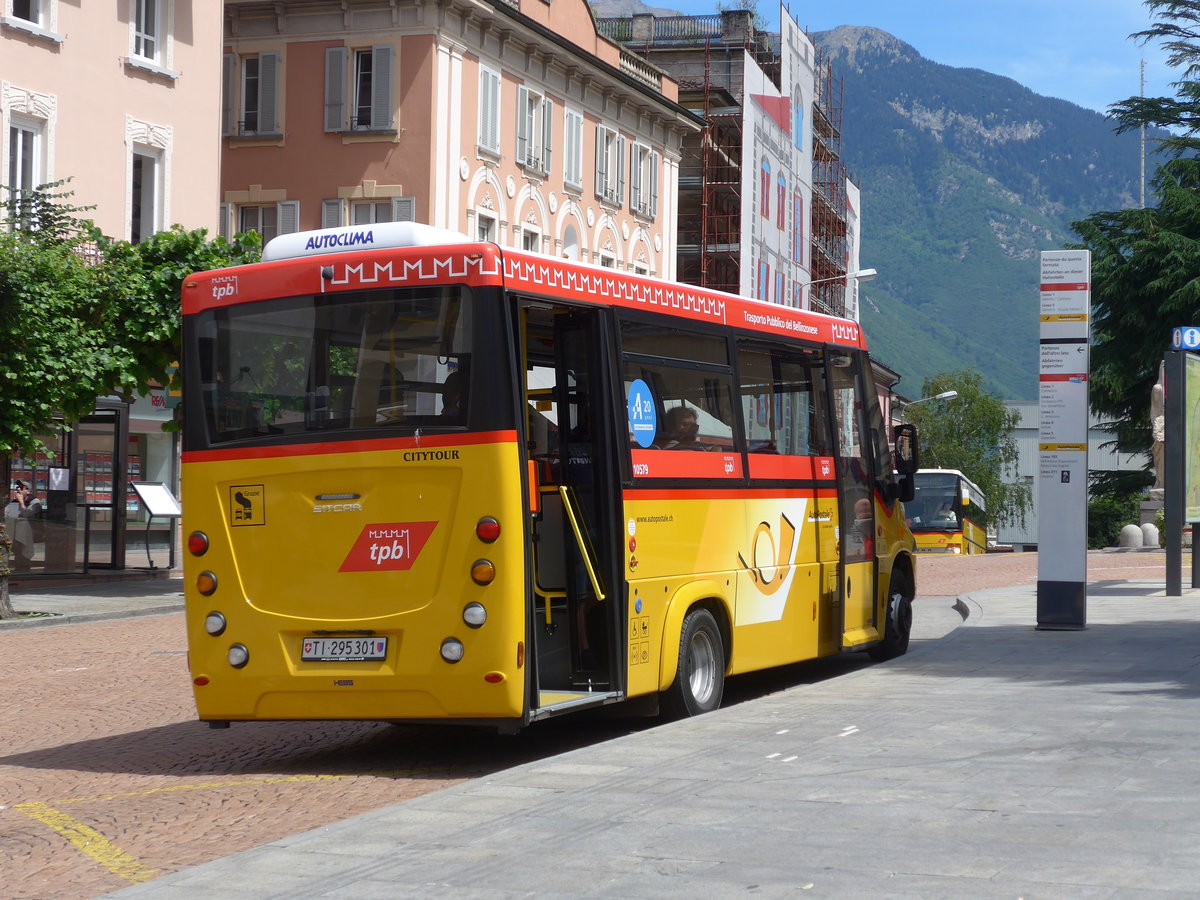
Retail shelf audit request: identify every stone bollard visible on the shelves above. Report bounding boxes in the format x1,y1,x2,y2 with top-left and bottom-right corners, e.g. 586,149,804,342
1118,524,1144,549
1141,523,1159,548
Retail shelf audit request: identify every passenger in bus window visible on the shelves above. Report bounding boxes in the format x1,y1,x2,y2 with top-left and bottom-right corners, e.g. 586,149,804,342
657,406,708,450
441,369,466,421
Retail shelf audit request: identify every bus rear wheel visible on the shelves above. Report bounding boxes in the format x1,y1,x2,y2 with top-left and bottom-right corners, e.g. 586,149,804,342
869,569,913,662
662,608,725,719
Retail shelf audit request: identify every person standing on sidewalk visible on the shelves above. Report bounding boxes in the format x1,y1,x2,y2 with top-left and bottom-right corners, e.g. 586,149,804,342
6,481,39,572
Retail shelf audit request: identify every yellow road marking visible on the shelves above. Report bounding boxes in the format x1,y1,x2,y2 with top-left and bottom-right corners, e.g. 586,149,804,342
15,801,158,884
55,769,445,805
13,769,459,883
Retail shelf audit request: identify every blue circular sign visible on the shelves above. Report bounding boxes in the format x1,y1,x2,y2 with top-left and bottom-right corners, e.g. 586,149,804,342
627,379,657,448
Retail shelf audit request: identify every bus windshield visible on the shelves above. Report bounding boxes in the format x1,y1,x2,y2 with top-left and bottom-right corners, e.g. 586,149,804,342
192,286,477,446
909,471,961,532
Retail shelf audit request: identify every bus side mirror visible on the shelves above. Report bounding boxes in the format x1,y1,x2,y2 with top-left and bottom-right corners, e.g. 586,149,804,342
892,423,919,475
892,423,919,503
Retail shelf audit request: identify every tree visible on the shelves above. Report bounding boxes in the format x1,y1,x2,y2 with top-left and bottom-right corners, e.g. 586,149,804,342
0,183,261,617
0,182,110,459
1068,0,1200,482
90,225,261,404
1072,157,1200,472
1109,0,1200,157
903,368,1031,529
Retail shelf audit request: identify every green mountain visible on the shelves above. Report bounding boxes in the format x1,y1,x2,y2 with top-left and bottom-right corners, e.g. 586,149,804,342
588,1,1149,400
811,26,1149,400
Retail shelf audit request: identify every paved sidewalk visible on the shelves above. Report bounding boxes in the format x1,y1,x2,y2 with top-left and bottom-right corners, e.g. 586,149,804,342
0,575,183,629
98,580,1200,899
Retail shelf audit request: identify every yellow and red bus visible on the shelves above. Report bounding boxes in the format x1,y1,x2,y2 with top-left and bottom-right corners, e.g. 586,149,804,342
181,222,919,730
909,469,988,554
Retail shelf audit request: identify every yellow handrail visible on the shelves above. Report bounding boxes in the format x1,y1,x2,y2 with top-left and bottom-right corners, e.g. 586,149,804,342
559,485,606,602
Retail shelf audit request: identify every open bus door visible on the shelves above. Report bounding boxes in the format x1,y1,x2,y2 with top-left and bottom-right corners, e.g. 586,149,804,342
522,304,624,718
825,348,881,650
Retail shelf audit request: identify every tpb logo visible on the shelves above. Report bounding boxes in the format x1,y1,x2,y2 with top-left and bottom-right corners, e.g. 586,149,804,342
339,522,437,572
211,275,238,301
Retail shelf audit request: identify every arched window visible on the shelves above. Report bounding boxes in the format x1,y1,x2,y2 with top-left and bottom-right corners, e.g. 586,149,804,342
777,175,786,230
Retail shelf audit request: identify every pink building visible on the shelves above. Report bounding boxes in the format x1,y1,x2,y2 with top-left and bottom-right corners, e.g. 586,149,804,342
2,0,221,239
2,2,220,577
220,0,700,278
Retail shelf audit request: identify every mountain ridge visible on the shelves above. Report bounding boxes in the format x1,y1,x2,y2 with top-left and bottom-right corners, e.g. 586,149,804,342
587,4,1147,399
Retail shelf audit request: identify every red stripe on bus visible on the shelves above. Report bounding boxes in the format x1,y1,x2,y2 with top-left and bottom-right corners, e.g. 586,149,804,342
182,430,519,463
625,487,840,501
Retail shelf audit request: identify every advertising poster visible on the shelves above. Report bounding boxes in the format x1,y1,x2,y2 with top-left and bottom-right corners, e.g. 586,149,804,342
1186,354,1200,522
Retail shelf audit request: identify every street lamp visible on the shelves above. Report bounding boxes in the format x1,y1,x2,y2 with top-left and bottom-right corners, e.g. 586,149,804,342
909,390,958,406
808,268,877,287
899,390,958,421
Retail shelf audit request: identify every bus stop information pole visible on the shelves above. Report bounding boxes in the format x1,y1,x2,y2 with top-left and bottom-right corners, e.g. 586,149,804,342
1036,250,1090,630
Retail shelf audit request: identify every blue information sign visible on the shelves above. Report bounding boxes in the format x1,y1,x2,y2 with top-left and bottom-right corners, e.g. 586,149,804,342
1173,327,1200,350
627,379,657,448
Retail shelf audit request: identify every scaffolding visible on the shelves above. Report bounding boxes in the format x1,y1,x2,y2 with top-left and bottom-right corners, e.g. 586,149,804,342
675,44,743,295
597,12,851,314
809,50,849,316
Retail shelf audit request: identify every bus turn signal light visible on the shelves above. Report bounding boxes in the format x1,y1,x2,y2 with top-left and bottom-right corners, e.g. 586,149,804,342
471,560,496,585
197,571,218,596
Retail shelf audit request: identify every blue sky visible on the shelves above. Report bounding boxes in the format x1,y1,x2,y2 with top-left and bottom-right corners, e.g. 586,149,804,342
660,1,1177,114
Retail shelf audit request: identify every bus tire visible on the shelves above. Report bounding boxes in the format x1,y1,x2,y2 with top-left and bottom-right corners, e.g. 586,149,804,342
662,608,725,719
869,568,913,662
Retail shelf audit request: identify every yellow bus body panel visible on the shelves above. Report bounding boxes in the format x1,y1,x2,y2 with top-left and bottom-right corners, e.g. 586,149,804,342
184,439,528,722
622,491,912,694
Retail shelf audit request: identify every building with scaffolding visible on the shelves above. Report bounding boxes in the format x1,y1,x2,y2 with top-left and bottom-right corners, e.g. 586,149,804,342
596,6,862,319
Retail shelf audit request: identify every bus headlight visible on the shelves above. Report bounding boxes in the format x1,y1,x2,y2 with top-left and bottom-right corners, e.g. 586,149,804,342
440,637,465,663
227,644,250,668
463,602,487,628
205,612,227,636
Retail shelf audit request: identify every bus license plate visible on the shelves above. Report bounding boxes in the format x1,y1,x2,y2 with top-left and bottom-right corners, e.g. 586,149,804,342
301,637,388,661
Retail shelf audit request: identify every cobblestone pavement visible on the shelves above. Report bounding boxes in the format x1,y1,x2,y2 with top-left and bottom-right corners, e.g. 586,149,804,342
1,550,1178,899
0,615,674,899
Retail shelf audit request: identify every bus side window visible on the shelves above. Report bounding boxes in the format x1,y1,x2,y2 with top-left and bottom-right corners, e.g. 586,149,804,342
736,342,829,460
620,320,741,458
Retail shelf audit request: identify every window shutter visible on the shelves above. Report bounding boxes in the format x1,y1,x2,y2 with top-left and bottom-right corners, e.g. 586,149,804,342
321,199,344,229
393,197,416,222
324,47,347,132
479,69,499,152
594,125,607,196
371,45,394,129
260,52,280,134
540,97,553,175
564,111,579,186
616,135,626,205
221,54,236,137
516,86,530,164
278,200,300,234
218,202,230,239
629,144,642,211
650,151,660,218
